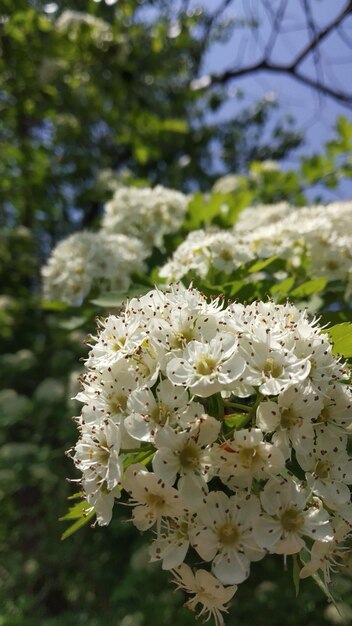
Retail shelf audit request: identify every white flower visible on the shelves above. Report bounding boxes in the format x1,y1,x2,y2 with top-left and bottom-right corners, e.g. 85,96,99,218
85,315,146,369
124,379,192,442
82,476,120,526
256,385,322,459
241,340,311,396
42,231,147,306
214,428,285,490
300,519,352,584
171,563,237,626
159,229,253,281
74,419,122,491
73,419,123,525
296,446,352,510
152,416,220,507
102,185,188,249
190,491,264,584
149,516,191,570
123,465,186,532
254,478,333,555
167,333,246,397
312,383,352,439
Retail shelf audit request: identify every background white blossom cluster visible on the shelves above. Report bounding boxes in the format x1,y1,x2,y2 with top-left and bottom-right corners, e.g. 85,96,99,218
70,284,351,625
42,184,189,305
160,201,352,297
102,184,189,249
41,231,147,306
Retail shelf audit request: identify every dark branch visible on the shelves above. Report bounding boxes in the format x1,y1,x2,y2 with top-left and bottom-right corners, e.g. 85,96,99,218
208,59,352,107
198,1,352,109
292,0,352,69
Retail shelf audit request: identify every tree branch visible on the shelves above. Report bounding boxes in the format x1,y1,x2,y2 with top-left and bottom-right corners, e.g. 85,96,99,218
292,0,352,69
198,1,352,109
207,58,352,107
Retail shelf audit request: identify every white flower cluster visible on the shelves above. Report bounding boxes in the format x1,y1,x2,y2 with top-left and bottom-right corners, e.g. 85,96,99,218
235,201,352,285
102,185,189,249
160,201,352,294
71,285,351,625
42,231,147,306
159,229,254,281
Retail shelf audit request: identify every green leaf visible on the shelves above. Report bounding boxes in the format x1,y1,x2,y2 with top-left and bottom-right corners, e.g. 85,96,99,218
270,277,295,300
229,280,244,297
90,284,149,307
61,511,95,541
59,316,86,330
292,554,300,597
248,256,278,274
41,299,68,311
122,447,154,470
224,413,249,429
160,118,188,133
290,278,327,299
327,322,352,357
59,498,95,540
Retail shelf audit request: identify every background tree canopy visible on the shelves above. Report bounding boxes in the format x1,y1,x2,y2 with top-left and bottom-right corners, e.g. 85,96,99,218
0,1,351,625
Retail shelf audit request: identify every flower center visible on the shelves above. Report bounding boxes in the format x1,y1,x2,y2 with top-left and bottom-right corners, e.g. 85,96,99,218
111,336,126,352
146,493,165,509
238,445,260,468
217,522,241,547
280,508,304,533
172,328,195,349
262,357,283,378
196,355,217,376
326,260,340,271
281,407,299,429
314,460,331,480
178,443,200,471
219,249,233,262
108,393,127,414
151,403,171,425
315,405,330,424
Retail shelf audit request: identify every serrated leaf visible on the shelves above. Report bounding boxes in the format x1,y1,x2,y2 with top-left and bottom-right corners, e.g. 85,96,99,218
61,509,95,540
290,278,327,299
248,256,278,274
327,322,352,357
59,498,95,540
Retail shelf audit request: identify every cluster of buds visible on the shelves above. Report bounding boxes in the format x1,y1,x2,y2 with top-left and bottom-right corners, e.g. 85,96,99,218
70,284,351,625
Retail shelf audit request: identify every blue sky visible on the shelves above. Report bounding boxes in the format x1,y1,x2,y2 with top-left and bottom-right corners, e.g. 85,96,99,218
190,0,352,199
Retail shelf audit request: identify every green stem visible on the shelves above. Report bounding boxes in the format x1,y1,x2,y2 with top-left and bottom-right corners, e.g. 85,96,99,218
224,401,251,412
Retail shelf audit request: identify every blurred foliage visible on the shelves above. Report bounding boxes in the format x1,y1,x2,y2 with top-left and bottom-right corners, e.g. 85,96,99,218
0,1,351,625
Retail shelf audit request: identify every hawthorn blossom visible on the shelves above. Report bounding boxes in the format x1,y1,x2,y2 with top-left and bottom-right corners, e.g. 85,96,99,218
254,478,334,555
190,491,264,584
102,184,188,249
68,284,351,615
167,334,246,397
152,417,220,507
123,465,186,532
171,563,237,626
214,428,285,490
